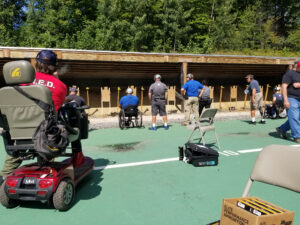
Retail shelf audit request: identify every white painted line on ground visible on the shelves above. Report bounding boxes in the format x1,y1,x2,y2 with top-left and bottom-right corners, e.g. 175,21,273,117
94,157,179,170
93,145,300,170
238,148,262,153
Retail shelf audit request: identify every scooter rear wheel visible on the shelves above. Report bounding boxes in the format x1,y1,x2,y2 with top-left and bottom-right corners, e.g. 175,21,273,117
0,183,20,208
53,178,75,211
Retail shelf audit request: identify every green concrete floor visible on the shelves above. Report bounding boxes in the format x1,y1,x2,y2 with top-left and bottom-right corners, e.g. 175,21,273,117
0,118,299,225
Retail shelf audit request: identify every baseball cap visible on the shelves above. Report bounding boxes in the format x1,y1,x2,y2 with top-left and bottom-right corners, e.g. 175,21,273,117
126,88,133,94
186,73,193,79
154,74,161,80
245,74,254,79
36,50,58,66
70,87,78,93
274,86,280,91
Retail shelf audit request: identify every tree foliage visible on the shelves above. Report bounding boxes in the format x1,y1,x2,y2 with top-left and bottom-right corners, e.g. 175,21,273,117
0,0,299,55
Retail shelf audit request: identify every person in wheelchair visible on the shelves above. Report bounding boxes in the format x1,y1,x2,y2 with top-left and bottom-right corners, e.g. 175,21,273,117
0,50,68,184
265,86,284,119
118,88,141,128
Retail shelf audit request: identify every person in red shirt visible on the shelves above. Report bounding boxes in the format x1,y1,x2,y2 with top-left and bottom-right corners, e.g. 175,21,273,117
34,50,67,112
34,50,84,166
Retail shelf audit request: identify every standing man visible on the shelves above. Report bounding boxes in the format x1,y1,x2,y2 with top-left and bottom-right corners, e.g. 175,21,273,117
245,74,265,124
276,61,300,142
148,74,168,130
181,73,203,126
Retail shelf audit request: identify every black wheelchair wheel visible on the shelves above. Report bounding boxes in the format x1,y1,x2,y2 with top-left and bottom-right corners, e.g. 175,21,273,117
135,111,143,127
119,110,126,129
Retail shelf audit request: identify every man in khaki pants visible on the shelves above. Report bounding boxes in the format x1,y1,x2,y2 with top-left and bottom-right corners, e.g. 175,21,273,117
181,73,203,126
245,74,265,124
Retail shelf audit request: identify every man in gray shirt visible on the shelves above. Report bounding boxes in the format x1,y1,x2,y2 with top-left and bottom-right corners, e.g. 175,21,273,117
148,74,168,130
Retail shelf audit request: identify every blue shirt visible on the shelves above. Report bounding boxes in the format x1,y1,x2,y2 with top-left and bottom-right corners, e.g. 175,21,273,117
119,95,139,109
248,80,260,96
183,80,203,97
273,93,283,105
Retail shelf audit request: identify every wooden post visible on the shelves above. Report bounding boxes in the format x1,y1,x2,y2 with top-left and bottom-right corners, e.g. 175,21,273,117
219,86,224,110
86,87,90,106
141,86,144,111
264,84,270,106
180,62,188,112
30,58,36,70
117,86,121,107
244,85,248,109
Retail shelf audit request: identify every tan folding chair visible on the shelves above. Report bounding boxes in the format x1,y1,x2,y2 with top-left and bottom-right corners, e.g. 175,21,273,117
243,145,300,197
101,87,111,115
188,108,220,149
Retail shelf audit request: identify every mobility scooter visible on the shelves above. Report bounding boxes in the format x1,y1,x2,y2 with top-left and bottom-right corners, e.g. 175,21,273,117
0,60,94,211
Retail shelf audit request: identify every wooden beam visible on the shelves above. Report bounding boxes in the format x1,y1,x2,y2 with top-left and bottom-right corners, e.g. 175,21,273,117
0,47,295,65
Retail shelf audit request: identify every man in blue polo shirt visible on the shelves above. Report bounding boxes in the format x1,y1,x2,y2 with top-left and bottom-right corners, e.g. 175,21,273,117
245,74,265,124
119,88,139,109
181,73,203,126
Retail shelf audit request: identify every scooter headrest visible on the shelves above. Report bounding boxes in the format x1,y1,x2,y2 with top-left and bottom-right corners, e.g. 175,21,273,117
3,60,35,85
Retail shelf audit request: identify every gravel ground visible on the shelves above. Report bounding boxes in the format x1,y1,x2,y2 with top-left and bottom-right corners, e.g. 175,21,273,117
88,110,254,129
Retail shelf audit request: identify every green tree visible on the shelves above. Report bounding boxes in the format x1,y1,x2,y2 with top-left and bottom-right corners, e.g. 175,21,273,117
154,0,192,52
209,0,238,50
237,1,264,49
20,0,97,48
0,0,26,46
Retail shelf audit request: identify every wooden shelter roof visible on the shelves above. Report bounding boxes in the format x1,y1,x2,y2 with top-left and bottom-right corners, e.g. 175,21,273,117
0,47,297,81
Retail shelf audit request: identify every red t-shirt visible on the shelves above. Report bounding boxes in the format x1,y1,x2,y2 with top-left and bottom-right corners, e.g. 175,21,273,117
33,72,67,112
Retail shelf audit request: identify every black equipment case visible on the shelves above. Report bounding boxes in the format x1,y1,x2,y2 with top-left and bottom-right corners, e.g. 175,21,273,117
184,143,219,167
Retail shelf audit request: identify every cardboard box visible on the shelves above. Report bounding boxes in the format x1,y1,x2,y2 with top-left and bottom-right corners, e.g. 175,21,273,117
220,197,294,225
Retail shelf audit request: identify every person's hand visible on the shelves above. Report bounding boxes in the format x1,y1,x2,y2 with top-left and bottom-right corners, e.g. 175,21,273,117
284,101,290,109
292,82,300,88
53,71,59,79
251,99,255,104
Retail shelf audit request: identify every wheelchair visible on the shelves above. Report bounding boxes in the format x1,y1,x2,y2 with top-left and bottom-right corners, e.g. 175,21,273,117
264,102,286,119
0,61,94,211
118,105,143,129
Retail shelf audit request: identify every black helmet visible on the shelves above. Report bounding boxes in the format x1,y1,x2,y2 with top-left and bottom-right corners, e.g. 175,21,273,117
36,50,58,66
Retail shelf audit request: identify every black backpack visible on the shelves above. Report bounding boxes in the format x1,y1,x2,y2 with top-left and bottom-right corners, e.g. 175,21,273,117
32,116,69,161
